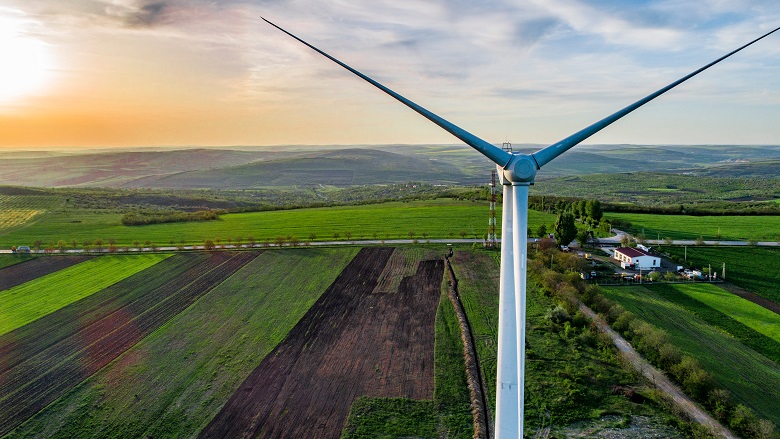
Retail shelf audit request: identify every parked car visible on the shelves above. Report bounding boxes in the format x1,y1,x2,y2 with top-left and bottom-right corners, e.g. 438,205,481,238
16,246,31,253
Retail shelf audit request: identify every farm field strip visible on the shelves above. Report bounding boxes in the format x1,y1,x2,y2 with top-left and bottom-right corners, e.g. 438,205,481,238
0,256,32,270
5,248,357,439
662,246,780,304
669,283,780,343
0,256,90,290
0,199,555,247
646,284,780,365
200,247,443,439
0,252,258,437
0,210,42,230
603,286,780,424
0,254,209,376
0,254,168,335
605,212,780,241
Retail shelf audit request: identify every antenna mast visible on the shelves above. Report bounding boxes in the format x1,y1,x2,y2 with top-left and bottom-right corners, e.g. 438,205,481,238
487,170,498,248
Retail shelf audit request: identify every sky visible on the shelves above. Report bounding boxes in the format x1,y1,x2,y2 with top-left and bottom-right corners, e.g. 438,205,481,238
0,0,779,150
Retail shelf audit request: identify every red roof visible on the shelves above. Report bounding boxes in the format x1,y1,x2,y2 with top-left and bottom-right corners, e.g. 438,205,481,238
614,247,652,258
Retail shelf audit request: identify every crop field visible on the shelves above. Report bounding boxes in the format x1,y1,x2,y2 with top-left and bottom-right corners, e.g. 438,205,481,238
0,195,64,231
0,254,168,335
605,212,780,241
0,255,32,270
0,198,555,248
0,252,259,437
2,247,449,438
602,286,780,424
647,284,780,365
7,248,357,438
201,247,443,438
0,256,89,289
663,246,780,304
667,283,780,343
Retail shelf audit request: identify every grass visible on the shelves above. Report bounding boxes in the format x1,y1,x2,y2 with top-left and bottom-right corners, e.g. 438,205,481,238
605,212,780,241
0,198,555,248
432,290,475,438
0,254,35,269
602,285,780,425
647,284,780,365
340,398,437,439
8,248,358,439
662,246,780,303
0,254,168,335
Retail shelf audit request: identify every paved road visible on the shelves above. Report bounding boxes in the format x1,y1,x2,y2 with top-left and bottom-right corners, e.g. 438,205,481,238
2,233,778,254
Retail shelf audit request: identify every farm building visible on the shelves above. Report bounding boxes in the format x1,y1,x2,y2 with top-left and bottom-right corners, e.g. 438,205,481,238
613,247,660,269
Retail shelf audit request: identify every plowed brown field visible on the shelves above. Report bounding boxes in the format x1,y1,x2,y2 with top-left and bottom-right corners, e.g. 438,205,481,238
200,247,444,439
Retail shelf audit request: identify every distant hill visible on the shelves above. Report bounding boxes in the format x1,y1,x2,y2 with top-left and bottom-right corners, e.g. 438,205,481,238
0,144,777,189
122,148,485,188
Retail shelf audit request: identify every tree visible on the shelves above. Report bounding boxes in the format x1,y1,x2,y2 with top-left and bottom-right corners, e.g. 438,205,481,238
71,239,79,250
553,212,577,247
133,240,141,251
94,239,104,252
576,230,590,248
57,240,68,253
204,239,215,251
247,236,257,248
536,224,547,238
586,199,603,223
459,230,467,239
308,232,317,242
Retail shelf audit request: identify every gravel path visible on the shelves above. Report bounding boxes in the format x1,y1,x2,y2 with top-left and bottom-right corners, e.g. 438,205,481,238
579,302,737,439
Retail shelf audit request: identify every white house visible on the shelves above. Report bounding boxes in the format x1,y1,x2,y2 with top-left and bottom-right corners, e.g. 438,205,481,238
613,247,660,269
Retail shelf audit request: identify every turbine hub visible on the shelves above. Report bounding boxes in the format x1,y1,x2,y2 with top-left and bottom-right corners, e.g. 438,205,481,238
502,153,537,184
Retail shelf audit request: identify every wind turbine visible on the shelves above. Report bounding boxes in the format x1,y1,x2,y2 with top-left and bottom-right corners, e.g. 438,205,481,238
263,18,779,438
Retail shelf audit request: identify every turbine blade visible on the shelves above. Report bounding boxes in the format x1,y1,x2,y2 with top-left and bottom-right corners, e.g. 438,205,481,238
262,17,512,167
532,25,780,169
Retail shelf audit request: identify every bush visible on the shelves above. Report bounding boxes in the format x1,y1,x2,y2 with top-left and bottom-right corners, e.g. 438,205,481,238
546,305,571,325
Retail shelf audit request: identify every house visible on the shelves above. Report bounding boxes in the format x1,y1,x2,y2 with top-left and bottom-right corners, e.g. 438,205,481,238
613,247,660,269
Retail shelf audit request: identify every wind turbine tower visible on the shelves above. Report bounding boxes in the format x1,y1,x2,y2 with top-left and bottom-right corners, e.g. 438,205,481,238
263,18,780,438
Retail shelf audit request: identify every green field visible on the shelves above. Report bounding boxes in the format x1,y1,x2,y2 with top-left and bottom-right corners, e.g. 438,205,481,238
605,212,780,241
647,284,780,365
9,248,358,438
602,286,780,425
0,254,168,335
669,283,780,343
0,199,555,248
663,246,780,303
0,255,34,269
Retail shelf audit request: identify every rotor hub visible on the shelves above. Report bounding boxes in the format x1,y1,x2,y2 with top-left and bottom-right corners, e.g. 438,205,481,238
501,153,537,184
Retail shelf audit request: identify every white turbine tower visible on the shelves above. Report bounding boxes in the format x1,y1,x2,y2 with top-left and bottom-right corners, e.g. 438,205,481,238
263,18,779,438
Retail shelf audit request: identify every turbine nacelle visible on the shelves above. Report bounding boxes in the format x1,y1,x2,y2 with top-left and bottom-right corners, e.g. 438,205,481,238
500,153,537,186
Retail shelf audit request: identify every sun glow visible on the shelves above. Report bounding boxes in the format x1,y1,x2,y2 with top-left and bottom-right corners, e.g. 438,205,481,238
0,10,52,106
